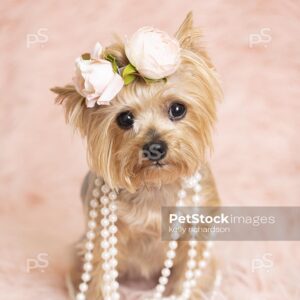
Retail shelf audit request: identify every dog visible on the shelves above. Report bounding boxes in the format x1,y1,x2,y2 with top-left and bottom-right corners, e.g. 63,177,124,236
52,12,222,300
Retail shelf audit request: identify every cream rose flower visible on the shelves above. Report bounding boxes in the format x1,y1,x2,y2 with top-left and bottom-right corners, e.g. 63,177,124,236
125,27,181,80
73,42,124,108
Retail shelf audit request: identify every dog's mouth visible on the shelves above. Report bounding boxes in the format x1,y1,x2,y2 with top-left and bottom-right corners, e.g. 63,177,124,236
152,161,166,168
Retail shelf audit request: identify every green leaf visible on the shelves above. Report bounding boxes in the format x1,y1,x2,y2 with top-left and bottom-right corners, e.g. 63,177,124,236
105,54,115,63
123,74,136,85
111,61,118,73
143,77,167,84
122,64,137,78
104,54,119,73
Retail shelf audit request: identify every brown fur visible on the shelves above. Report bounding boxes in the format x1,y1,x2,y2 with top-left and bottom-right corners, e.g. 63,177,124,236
52,12,222,300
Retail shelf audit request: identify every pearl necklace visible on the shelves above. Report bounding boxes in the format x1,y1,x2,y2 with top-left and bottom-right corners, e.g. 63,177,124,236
76,172,219,300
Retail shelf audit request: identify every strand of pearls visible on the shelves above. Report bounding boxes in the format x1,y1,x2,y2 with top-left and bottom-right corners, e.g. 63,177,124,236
148,171,213,300
76,179,101,300
77,171,215,300
99,182,120,300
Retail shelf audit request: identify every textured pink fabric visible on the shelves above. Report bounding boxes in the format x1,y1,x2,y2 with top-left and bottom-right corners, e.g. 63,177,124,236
0,1,299,299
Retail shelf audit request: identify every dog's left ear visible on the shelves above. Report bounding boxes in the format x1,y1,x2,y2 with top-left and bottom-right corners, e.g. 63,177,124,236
175,12,211,63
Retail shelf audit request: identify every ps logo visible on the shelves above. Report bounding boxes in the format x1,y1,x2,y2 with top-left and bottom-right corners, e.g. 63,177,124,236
26,252,49,273
26,28,49,48
249,28,272,48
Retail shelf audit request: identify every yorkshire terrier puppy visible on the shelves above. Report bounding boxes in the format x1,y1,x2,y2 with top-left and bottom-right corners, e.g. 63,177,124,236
52,12,221,300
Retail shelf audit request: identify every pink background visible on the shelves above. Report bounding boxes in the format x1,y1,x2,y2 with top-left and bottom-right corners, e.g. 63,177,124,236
0,1,299,299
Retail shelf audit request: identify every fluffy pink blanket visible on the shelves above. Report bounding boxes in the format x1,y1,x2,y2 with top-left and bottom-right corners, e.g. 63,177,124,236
0,1,299,299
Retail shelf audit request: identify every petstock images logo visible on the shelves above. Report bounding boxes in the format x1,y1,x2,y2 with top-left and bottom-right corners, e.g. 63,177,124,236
161,206,300,241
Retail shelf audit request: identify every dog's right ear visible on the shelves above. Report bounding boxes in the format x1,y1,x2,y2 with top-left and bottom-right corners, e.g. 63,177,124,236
51,85,87,135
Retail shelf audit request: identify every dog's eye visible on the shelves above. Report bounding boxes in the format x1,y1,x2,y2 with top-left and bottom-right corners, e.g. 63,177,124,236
116,111,134,129
168,102,186,121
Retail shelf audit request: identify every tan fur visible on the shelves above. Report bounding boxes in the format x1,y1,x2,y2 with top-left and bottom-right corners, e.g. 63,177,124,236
52,12,222,300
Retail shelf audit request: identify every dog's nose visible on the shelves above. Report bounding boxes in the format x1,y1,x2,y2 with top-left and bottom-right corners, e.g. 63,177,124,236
142,140,168,161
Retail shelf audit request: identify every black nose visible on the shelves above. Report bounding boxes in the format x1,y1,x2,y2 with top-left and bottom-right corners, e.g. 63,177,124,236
142,140,168,161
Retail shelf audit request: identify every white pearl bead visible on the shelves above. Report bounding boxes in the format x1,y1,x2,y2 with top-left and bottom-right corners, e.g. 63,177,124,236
110,247,118,256
188,248,197,258
156,284,165,293
189,241,197,247
109,258,118,268
182,289,191,299
203,250,211,259
164,259,173,268
101,207,110,216
162,268,171,277
88,220,96,229
111,281,119,289
177,189,187,199
199,260,207,269
109,236,117,245
101,251,110,260
194,172,202,181
109,225,117,234
89,210,98,218
92,188,100,197
86,231,95,240
194,269,203,277
94,178,101,186
187,178,197,188
100,196,109,205
176,200,184,206
190,279,196,287
101,229,109,239
193,184,202,193
109,191,117,200
187,259,196,269
103,273,111,282
166,250,176,259
79,282,88,292
83,262,93,272
101,218,110,227
171,232,181,240
109,202,117,212
85,242,94,251
103,285,111,293
81,272,91,282
76,292,86,300
168,241,178,250
110,269,118,279
153,292,161,299
111,292,120,300
109,214,118,223
101,184,110,194
183,280,191,288
192,194,201,203
185,270,193,279
90,199,98,208
84,252,93,261
102,262,110,271
159,276,168,285
101,240,110,249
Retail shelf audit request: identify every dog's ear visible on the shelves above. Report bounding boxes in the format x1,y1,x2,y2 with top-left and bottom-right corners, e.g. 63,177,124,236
175,12,199,49
51,85,87,135
175,12,211,64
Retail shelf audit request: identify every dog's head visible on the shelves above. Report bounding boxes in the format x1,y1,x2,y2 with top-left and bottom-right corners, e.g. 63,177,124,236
52,13,221,192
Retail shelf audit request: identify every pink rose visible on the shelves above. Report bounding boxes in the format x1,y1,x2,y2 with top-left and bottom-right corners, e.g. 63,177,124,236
125,27,181,80
73,42,124,108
